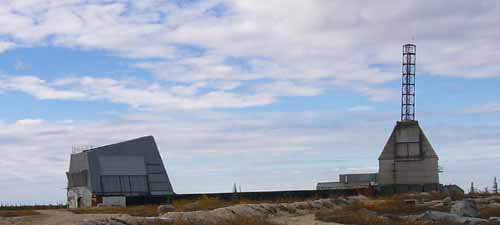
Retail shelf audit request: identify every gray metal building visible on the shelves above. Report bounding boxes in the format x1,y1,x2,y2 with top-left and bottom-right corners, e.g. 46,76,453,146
66,136,174,208
378,121,440,194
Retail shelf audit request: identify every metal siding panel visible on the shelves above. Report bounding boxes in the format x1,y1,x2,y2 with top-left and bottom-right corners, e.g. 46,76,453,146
151,191,172,195
120,176,131,193
396,144,408,158
396,126,420,143
378,160,394,185
408,143,420,157
101,176,121,193
99,156,146,175
148,174,169,183
149,182,171,191
146,165,164,174
129,176,148,192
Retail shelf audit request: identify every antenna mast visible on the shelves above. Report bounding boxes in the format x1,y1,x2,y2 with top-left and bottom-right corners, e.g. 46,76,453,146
401,44,416,121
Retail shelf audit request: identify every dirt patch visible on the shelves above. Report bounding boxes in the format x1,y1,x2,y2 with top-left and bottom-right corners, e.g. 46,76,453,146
0,209,131,225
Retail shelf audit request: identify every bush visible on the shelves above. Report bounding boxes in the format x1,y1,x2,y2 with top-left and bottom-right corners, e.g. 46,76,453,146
173,196,230,212
481,207,500,219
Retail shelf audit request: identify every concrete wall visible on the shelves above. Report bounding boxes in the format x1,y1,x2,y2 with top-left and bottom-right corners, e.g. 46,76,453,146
379,158,439,185
378,121,439,190
67,186,92,208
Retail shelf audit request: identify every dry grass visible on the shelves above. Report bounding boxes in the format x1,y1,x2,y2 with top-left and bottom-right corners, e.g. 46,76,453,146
70,205,159,217
481,207,500,219
135,216,281,225
316,195,459,225
173,196,232,212
0,210,41,217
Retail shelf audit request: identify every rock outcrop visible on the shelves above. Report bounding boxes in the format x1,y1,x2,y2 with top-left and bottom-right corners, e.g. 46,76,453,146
420,211,487,224
158,204,176,214
451,200,480,217
157,196,365,224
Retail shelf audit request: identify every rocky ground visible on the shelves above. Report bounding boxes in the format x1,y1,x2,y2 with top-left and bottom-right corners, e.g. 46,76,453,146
2,194,500,225
0,209,133,225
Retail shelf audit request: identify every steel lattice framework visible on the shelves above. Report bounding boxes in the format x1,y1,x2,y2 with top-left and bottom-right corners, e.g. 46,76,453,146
401,44,416,121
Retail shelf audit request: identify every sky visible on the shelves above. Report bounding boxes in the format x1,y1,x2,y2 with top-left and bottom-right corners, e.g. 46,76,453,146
0,0,499,204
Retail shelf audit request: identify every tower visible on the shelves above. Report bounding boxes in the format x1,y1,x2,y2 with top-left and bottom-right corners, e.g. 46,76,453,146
401,44,416,121
377,44,440,194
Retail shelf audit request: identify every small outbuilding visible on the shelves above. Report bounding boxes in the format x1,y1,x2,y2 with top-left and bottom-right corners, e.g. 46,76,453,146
317,173,378,190
66,136,174,208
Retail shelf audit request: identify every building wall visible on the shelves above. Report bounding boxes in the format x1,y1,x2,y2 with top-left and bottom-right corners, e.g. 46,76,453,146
379,158,439,185
378,121,439,191
339,173,378,183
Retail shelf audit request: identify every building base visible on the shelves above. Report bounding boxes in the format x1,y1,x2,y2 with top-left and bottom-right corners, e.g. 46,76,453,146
378,183,441,195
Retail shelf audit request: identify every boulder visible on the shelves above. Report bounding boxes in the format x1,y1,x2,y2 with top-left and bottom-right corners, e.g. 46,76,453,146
422,211,487,224
490,217,500,221
451,200,480,217
158,204,175,214
419,200,443,208
158,198,339,224
443,196,452,205
349,195,369,202
430,203,444,209
487,203,500,208
484,195,500,204
474,198,490,204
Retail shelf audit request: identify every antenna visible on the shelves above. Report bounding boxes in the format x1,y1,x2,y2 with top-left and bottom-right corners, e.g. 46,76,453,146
401,44,416,121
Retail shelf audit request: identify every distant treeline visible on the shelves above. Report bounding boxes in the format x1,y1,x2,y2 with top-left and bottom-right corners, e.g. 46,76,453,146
0,204,67,210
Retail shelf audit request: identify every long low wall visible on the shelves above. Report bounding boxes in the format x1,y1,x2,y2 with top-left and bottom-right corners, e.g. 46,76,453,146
172,189,357,202
123,189,364,205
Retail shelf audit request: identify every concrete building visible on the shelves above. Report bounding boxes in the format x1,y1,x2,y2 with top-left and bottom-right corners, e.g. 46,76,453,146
66,136,174,208
378,121,440,194
317,173,377,190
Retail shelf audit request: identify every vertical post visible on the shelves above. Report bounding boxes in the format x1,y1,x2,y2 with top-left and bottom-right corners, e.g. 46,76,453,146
401,44,416,121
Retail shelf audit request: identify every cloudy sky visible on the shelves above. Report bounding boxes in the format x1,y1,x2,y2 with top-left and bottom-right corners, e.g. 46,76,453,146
0,0,499,204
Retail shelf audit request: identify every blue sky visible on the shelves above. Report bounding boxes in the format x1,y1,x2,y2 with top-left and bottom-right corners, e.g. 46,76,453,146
0,0,500,204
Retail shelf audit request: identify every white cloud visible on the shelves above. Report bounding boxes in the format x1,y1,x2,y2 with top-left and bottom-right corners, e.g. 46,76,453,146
0,0,497,106
0,41,15,52
0,75,278,109
15,118,44,126
0,76,87,99
254,81,324,97
1,110,500,203
465,103,500,114
348,105,373,112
